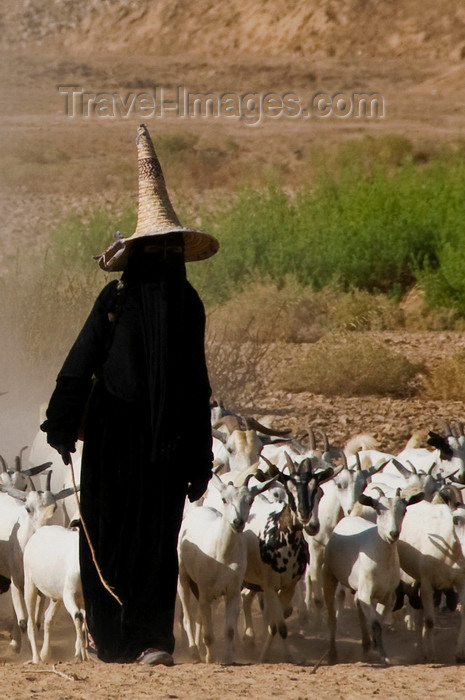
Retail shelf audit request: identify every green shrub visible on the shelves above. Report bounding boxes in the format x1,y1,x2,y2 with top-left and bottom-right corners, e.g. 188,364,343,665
189,154,465,310
277,333,422,397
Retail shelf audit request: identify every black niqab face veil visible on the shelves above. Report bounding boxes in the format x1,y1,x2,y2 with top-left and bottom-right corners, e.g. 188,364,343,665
121,238,188,461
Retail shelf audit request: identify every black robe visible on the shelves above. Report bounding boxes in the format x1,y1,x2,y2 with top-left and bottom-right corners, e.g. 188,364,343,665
41,258,213,662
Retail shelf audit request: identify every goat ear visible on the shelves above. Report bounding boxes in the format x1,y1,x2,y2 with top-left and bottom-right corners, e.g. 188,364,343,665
427,431,453,460
0,484,27,501
368,459,390,476
358,493,376,509
315,467,334,485
55,487,78,501
404,491,424,507
438,485,463,510
249,477,277,498
253,467,267,482
331,463,345,479
392,458,412,478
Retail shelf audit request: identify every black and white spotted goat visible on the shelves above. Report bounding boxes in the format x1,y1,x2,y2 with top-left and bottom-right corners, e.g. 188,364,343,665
241,452,335,662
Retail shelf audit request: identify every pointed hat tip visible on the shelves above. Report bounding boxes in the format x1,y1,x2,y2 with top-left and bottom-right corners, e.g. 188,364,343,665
137,123,150,143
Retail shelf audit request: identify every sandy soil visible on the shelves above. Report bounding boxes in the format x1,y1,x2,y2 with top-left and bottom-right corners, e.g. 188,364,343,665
0,593,465,699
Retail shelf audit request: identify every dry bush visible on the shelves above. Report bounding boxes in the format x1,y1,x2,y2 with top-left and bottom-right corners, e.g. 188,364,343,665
277,333,422,397
207,278,326,345
326,288,404,331
400,286,464,331
206,279,406,347
205,331,271,409
421,351,465,400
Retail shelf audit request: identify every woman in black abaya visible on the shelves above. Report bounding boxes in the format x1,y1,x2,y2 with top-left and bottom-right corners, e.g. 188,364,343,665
40,125,219,665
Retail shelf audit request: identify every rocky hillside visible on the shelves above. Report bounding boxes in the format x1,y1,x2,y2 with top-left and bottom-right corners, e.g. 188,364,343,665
3,0,465,61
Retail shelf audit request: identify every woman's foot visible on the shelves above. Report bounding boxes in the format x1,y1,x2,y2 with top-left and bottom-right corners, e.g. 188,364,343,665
137,648,174,666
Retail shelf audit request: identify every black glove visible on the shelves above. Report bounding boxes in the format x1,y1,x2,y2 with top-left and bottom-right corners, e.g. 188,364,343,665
55,445,74,466
44,431,76,466
187,474,211,503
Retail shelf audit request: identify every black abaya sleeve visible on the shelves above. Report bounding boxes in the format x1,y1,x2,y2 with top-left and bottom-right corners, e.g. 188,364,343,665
182,284,213,486
41,281,119,449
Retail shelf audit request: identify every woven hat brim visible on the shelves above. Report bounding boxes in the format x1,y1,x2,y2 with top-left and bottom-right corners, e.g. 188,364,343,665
98,228,219,271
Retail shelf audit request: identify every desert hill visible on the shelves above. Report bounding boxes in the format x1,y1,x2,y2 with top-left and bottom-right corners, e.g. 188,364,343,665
2,0,465,62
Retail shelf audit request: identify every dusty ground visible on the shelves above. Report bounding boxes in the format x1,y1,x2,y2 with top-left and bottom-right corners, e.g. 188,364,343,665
0,592,465,699
2,2,465,697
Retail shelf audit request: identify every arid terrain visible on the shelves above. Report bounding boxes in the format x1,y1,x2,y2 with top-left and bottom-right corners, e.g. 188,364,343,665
2,1,465,697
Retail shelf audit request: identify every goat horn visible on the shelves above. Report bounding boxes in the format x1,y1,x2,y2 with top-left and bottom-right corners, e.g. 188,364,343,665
320,430,330,453
213,416,241,433
355,452,361,471
18,446,28,470
0,456,7,473
259,454,280,476
284,451,296,474
24,462,53,477
245,417,291,437
307,427,316,451
443,467,460,481
340,448,348,469
212,428,227,444
46,470,52,492
406,460,418,475
371,486,385,498
14,456,21,472
244,473,254,488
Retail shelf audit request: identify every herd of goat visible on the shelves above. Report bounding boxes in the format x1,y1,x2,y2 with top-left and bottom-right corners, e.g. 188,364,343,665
0,402,464,667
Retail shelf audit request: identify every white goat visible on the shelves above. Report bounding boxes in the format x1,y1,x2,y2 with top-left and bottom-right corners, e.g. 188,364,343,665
0,473,75,652
260,427,332,473
0,448,51,492
29,407,82,523
305,454,387,627
213,414,291,474
178,472,273,664
323,487,423,664
24,524,86,664
397,429,465,484
397,486,465,662
368,458,443,501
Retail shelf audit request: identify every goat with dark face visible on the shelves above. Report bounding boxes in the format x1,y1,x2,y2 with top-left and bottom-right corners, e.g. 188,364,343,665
259,452,334,537
242,452,335,661
426,428,465,485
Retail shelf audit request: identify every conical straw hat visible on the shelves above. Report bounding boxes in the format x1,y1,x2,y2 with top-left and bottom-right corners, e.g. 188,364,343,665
96,124,219,271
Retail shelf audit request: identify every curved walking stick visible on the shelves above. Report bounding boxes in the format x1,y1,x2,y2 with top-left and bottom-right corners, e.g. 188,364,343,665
68,454,122,606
